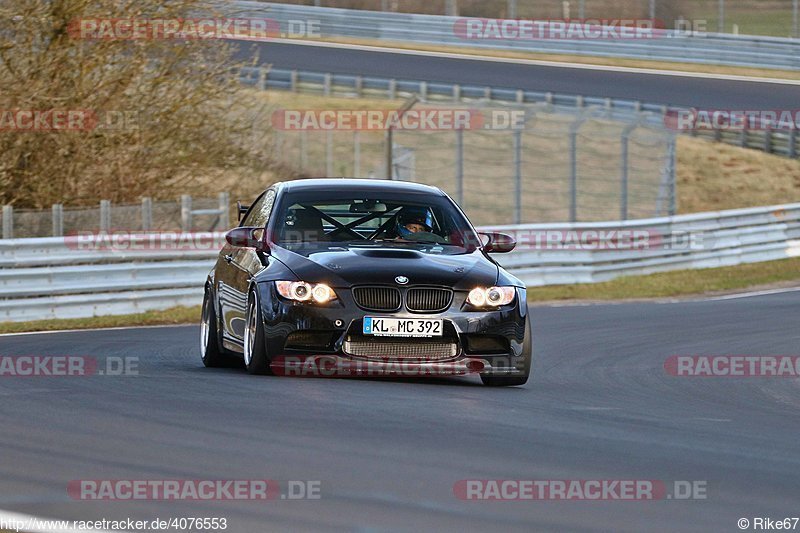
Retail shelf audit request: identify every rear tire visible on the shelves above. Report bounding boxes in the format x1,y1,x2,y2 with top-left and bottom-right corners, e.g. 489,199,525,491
244,288,273,375
481,314,532,387
200,286,227,368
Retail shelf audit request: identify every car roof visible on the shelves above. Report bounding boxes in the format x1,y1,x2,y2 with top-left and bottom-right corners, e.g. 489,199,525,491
278,178,446,196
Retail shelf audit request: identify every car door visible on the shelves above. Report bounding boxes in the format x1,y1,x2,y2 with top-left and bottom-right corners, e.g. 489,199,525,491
217,188,277,347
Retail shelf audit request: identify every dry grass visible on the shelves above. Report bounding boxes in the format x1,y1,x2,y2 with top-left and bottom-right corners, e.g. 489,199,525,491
527,257,800,302
676,136,800,213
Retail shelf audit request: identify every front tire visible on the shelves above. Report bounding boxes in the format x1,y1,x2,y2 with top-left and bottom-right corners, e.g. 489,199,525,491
200,286,227,368
243,288,273,375
481,314,532,387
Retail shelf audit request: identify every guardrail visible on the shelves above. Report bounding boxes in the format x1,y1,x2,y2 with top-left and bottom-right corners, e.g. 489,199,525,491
1,203,799,322
241,66,800,160
236,2,800,71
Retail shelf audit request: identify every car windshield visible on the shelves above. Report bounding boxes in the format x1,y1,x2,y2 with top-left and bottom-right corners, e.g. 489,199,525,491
273,190,480,254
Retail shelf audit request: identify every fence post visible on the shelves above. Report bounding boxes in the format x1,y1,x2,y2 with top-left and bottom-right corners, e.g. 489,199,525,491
300,130,308,170
385,128,393,179
354,131,361,177
789,128,797,159
388,79,397,100
100,200,111,232
455,128,464,205
669,136,677,216
2,205,13,239
513,129,522,224
620,124,637,220
181,195,192,232
273,130,284,159
141,197,153,231
794,0,799,38
507,0,517,18
52,203,63,237
218,192,230,229
568,117,586,223
326,130,334,176
419,81,428,100
453,84,461,103
290,70,298,92
718,0,725,33
649,0,656,20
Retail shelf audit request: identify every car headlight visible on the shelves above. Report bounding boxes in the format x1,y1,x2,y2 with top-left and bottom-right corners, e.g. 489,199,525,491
467,286,516,307
275,281,338,303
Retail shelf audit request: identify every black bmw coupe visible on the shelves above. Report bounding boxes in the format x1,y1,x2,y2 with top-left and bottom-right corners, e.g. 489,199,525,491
201,178,532,386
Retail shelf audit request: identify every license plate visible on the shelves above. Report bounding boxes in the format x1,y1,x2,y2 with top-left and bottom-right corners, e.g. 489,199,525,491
363,317,443,337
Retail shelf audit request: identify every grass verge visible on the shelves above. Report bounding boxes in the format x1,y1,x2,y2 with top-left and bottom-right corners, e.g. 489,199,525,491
0,306,200,335
527,257,800,303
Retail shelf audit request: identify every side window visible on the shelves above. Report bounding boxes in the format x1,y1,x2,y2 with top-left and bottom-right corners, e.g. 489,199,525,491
242,189,276,228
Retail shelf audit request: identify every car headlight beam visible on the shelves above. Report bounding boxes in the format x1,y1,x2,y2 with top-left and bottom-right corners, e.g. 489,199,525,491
276,281,337,303
467,286,515,307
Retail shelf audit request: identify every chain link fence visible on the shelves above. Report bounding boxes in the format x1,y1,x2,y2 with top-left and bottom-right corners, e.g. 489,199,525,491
1,195,230,239
270,102,676,225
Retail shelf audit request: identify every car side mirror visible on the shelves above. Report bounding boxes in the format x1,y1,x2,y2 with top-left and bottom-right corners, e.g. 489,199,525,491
479,232,516,253
225,227,270,253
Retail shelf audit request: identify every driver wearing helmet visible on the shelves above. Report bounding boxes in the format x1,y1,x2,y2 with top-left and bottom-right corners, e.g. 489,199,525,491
394,206,435,239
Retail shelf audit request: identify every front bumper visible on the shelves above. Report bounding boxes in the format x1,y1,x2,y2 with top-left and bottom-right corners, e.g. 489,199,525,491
256,282,530,376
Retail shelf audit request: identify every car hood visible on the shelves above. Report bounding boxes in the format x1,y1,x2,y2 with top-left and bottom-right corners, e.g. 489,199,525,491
268,245,499,289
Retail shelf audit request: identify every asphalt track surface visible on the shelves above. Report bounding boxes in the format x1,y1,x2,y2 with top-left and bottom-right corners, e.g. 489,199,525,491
1,291,798,532
233,41,800,110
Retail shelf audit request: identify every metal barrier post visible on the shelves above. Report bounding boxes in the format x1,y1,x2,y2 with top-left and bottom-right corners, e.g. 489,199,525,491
323,73,332,96
2,205,13,239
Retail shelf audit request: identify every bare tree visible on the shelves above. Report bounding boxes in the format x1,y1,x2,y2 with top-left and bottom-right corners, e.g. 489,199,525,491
0,0,272,208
